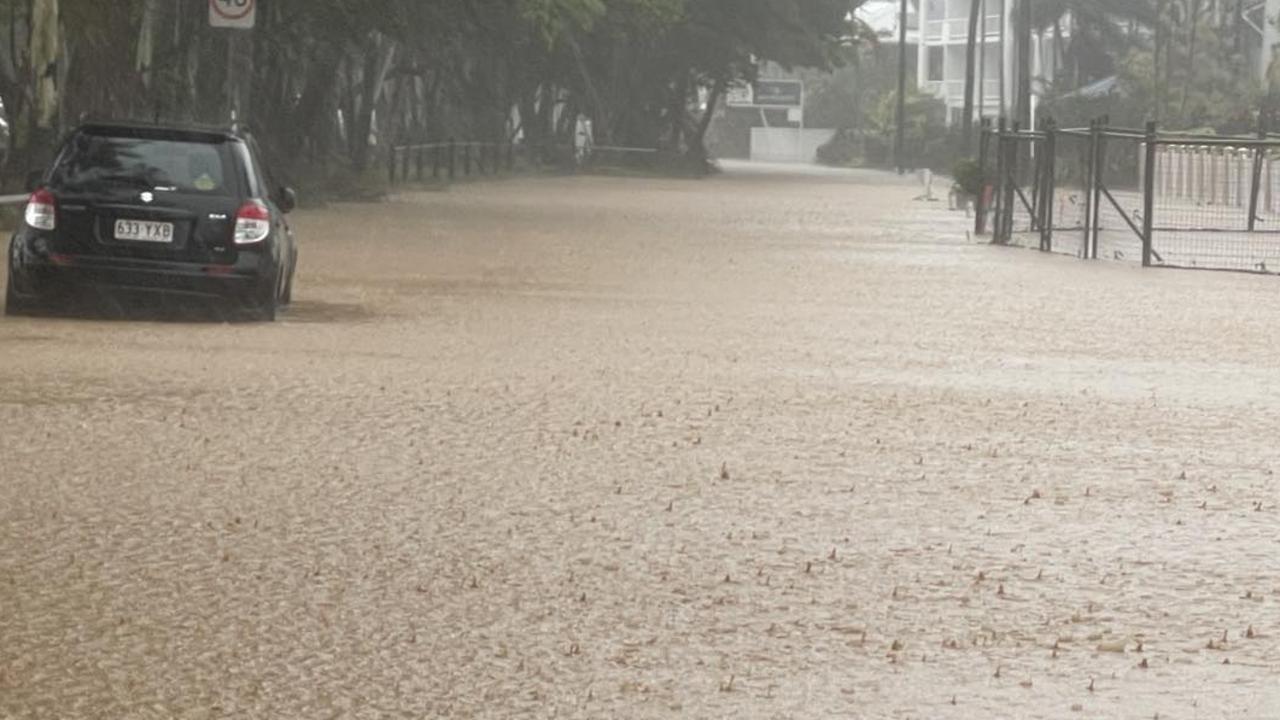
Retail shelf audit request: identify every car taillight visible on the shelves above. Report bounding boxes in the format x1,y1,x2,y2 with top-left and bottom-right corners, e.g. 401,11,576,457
234,200,271,244
24,188,56,231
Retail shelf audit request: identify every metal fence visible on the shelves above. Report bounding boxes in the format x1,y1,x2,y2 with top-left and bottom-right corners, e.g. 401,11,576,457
387,141,518,184
979,118,1280,274
386,141,663,185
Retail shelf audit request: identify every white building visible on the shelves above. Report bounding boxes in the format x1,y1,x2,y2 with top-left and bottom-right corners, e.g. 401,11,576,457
915,0,1064,127
1245,0,1280,80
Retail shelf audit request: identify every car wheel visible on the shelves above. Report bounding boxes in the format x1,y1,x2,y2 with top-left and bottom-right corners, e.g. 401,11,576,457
281,262,294,306
239,275,278,322
4,275,39,316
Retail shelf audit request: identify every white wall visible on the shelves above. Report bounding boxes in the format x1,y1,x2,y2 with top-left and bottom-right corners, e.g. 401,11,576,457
750,128,838,164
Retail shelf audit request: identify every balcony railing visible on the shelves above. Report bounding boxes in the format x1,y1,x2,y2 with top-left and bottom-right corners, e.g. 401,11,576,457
923,79,1003,105
923,14,1003,44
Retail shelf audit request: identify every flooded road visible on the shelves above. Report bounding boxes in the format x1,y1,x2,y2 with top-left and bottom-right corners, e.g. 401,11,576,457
3,164,1280,718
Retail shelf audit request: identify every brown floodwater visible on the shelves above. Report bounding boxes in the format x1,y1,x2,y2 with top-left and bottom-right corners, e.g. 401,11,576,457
2,163,1279,718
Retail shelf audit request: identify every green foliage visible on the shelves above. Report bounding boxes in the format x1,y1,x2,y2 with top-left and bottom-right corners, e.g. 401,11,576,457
951,158,985,197
0,0,867,181
815,128,861,166
868,87,952,169
519,0,608,45
1039,1,1260,134
802,44,899,130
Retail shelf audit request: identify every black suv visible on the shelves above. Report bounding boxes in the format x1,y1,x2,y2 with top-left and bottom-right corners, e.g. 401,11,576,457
6,122,298,320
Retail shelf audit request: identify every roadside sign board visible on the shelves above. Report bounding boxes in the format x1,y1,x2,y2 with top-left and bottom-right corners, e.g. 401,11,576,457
210,0,256,29
726,83,754,107
752,80,803,107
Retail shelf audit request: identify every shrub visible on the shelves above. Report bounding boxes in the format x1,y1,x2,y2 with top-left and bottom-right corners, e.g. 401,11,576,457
815,129,861,166
951,158,986,197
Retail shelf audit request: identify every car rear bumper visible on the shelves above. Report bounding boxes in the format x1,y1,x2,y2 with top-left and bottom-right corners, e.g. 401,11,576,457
9,233,273,301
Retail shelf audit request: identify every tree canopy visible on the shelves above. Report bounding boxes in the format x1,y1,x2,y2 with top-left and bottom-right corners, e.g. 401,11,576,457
0,0,865,180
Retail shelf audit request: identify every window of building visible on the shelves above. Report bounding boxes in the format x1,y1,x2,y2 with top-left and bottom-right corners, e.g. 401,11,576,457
927,47,944,82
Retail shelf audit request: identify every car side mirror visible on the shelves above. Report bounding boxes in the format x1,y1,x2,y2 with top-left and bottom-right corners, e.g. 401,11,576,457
24,170,43,192
278,187,297,213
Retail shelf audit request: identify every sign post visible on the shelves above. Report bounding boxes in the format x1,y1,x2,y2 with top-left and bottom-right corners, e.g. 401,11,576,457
209,0,256,126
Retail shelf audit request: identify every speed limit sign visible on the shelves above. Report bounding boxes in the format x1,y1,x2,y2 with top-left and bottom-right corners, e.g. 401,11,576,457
209,0,255,29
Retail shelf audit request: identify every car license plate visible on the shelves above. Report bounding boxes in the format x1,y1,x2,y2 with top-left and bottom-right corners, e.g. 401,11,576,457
114,219,174,243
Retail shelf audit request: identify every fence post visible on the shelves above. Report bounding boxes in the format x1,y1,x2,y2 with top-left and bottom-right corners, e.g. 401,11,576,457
507,142,515,171
993,119,1007,242
448,139,457,180
434,144,442,179
1040,118,1057,252
388,146,397,185
1003,121,1021,244
988,117,1008,240
416,146,424,181
464,144,472,176
402,144,412,182
1141,121,1157,267
1249,119,1267,232
1083,119,1097,259
976,118,991,236
1091,118,1108,260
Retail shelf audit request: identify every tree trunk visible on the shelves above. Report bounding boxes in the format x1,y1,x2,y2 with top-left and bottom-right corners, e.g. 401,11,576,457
135,0,159,91
668,72,688,152
1013,0,1031,127
29,0,59,166
689,76,726,162
961,0,981,153
567,33,608,145
288,44,340,166
31,0,57,128
1180,0,1200,121
351,35,396,172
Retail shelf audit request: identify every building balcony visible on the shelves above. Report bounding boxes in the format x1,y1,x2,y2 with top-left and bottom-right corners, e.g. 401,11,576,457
922,15,1002,44
922,79,1002,107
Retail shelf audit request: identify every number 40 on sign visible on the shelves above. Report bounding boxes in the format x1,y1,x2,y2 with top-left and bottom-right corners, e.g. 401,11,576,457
209,0,256,30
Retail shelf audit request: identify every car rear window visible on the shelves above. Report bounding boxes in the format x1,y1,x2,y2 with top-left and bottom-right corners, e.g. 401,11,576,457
50,132,238,196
